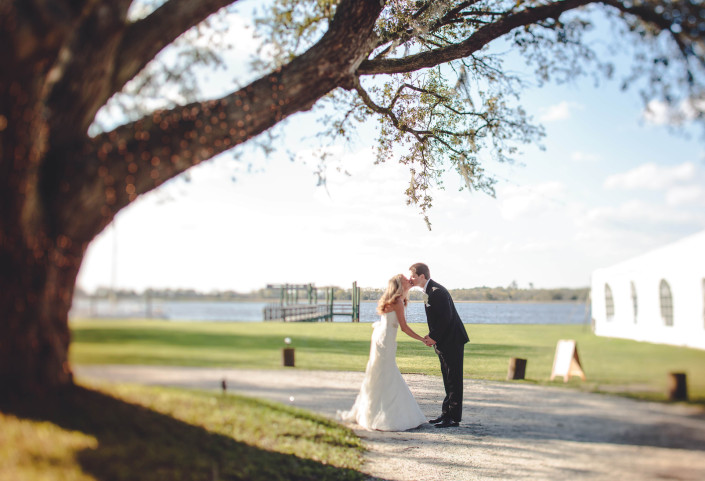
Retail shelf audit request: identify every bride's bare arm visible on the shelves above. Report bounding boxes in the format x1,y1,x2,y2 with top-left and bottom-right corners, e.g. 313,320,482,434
393,298,425,342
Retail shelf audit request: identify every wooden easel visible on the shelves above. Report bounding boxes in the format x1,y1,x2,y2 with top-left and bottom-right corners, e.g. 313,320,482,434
550,340,586,382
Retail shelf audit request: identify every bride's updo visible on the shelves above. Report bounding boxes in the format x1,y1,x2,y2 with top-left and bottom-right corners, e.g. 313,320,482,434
377,274,408,314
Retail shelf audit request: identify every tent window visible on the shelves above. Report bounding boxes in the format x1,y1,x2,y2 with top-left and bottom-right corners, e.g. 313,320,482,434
631,281,638,324
605,284,614,321
660,279,673,327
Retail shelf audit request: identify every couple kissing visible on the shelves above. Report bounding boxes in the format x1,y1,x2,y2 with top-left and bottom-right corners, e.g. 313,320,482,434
338,263,469,431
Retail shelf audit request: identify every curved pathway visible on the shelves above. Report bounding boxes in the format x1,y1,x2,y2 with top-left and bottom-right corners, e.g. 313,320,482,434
75,365,705,481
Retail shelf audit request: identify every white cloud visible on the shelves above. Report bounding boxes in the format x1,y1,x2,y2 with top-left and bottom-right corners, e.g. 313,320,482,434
425,231,481,248
573,160,705,262
665,185,705,207
642,100,671,126
539,101,583,122
643,98,705,126
570,151,600,163
493,240,563,254
604,162,698,191
584,199,700,229
681,97,705,120
498,182,567,221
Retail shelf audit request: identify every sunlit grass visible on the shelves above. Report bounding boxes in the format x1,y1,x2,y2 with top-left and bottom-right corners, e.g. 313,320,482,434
70,319,705,403
0,383,365,481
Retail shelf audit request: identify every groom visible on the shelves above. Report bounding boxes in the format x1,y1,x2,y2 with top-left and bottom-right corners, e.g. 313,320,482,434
409,262,469,428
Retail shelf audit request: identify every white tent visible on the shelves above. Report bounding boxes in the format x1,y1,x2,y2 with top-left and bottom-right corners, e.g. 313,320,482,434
591,230,705,350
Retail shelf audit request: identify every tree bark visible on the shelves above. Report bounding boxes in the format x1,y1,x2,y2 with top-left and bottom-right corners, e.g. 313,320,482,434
0,245,80,396
0,67,80,396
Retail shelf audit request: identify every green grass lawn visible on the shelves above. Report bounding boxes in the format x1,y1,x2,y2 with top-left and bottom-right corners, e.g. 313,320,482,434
70,320,705,404
5,320,703,479
0,383,365,481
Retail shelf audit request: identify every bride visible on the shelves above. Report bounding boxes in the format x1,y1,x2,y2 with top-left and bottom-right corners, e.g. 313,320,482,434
338,274,428,431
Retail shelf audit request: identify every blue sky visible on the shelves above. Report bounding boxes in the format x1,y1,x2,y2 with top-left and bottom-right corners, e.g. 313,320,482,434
75,6,705,294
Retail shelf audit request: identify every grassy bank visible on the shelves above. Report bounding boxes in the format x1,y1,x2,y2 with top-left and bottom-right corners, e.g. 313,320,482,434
0,383,365,481
70,320,705,403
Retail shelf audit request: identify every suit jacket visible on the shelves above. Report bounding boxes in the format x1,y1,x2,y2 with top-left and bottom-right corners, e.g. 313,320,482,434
424,279,469,350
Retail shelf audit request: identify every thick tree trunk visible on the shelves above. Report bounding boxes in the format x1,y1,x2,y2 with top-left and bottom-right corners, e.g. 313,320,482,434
0,48,80,397
0,245,80,397
0,111,81,396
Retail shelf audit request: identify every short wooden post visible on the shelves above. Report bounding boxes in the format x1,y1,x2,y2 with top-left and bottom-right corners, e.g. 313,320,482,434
507,357,527,380
352,281,360,322
329,287,334,322
667,372,688,401
282,347,295,367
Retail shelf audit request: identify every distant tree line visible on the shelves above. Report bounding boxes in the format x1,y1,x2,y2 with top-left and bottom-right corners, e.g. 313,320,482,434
75,286,284,301
76,285,589,303
355,286,588,302
444,286,589,302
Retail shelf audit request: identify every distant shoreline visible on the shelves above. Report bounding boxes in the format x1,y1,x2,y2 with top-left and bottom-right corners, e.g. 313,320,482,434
75,286,589,304
72,296,587,305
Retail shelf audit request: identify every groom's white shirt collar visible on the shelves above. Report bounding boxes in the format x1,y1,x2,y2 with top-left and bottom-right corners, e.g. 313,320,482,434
423,279,431,293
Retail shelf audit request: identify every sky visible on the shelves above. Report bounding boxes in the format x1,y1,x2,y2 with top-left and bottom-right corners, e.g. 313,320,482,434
75,5,705,294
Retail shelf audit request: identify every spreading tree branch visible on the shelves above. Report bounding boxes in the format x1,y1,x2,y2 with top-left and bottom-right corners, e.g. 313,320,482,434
359,0,595,75
49,0,384,240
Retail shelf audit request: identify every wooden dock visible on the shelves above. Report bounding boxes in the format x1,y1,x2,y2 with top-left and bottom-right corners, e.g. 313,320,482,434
263,303,357,322
263,281,361,322
263,304,331,322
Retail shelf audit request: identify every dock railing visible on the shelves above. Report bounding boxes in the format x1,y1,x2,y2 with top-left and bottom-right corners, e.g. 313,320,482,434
263,304,333,322
263,281,361,322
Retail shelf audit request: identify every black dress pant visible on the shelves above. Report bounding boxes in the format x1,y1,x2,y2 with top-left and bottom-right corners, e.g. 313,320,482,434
435,341,465,422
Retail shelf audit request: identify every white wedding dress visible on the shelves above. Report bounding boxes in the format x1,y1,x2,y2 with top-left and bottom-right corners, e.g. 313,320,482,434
338,311,427,431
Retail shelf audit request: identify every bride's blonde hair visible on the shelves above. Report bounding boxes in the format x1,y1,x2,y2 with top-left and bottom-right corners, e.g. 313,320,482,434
377,274,408,314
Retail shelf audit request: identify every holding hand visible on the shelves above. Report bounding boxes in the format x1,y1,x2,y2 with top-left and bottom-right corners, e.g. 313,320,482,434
423,335,436,346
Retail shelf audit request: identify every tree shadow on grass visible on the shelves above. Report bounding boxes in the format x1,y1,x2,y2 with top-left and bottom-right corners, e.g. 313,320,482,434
0,386,372,481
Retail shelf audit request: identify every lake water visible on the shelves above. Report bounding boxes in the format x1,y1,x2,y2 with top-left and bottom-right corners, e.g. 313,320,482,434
70,299,591,325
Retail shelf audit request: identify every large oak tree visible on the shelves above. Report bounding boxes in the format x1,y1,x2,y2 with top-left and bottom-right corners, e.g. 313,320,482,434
1,0,703,396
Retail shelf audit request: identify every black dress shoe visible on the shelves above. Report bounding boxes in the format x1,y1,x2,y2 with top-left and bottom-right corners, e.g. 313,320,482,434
435,418,459,428
428,416,445,424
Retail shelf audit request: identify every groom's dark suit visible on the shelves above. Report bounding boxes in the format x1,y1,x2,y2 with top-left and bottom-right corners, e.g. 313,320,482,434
424,279,469,423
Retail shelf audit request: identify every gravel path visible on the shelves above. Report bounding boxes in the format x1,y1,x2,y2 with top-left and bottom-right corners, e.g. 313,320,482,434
75,365,705,481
